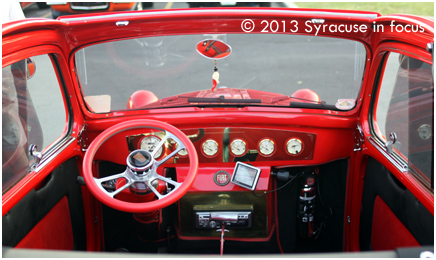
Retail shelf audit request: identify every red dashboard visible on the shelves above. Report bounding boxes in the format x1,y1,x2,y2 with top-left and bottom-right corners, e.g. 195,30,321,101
126,127,316,164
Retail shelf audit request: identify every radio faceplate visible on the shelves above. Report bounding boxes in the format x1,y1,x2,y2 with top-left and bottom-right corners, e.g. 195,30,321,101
179,192,269,238
196,211,252,229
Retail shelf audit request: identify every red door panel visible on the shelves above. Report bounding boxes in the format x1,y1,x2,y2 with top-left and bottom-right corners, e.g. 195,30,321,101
16,196,74,250
371,195,420,250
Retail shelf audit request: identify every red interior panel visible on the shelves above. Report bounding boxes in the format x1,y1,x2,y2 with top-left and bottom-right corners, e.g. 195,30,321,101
371,195,420,250
16,196,74,250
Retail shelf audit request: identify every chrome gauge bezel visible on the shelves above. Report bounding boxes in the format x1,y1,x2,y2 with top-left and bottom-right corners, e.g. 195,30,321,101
202,139,219,157
139,135,164,159
230,138,247,157
286,138,303,155
258,138,275,156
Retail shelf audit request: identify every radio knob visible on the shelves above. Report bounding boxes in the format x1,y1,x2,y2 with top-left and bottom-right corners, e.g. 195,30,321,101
209,221,217,228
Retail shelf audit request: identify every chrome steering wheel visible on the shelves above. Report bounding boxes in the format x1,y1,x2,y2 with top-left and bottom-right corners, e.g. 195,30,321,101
82,119,198,213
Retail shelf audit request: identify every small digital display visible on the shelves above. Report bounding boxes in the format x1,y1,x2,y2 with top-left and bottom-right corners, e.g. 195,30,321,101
231,162,261,190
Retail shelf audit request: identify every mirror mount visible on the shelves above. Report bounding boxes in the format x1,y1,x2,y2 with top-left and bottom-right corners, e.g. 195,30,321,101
196,39,231,91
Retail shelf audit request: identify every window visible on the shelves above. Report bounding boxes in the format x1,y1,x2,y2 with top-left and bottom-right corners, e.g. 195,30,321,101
2,54,67,192
75,34,366,112
373,52,433,186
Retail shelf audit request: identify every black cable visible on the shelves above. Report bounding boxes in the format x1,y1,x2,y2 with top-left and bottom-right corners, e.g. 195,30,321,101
311,171,333,239
316,174,333,219
252,172,300,197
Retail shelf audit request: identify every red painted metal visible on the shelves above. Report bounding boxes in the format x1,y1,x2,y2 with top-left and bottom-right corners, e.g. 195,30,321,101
176,166,270,192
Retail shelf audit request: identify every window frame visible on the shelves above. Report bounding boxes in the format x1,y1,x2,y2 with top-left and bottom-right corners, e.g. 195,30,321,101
368,44,433,190
2,46,74,194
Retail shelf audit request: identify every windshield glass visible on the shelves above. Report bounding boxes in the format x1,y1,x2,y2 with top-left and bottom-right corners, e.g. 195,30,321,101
75,34,366,113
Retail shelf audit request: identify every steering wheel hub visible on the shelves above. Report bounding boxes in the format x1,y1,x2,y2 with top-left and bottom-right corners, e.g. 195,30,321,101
127,149,154,173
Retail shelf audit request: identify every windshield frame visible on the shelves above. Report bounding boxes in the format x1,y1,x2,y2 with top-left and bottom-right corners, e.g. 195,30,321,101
66,8,375,119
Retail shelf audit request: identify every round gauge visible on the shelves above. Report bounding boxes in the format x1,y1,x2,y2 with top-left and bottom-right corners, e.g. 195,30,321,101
286,138,303,155
202,139,219,157
258,138,275,156
140,136,163,159
175,143,188,157
230,139,247,156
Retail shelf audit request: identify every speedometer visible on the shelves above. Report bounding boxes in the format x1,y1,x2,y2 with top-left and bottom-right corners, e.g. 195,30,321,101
140,135,163,159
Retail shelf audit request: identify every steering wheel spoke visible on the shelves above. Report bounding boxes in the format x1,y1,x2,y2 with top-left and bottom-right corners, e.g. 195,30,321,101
155,132,186,166
94,170,135,198
156,145,185,166
109,179,135,198
145,175,182,200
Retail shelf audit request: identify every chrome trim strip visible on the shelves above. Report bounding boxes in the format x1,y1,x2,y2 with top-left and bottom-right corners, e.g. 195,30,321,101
34,136,76,172
61,9,378,22
367,136,408,173
70,2,109,11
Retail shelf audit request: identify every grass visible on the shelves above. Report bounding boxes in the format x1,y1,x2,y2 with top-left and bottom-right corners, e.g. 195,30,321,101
294,2,434,17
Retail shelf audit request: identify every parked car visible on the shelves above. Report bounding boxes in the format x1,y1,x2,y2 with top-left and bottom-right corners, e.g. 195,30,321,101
47,2,145,19
20,2,49,10
2,7,434,257
188,2,271,8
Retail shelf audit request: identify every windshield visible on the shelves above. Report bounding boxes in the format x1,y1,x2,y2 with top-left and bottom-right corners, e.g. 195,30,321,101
75,34,367,113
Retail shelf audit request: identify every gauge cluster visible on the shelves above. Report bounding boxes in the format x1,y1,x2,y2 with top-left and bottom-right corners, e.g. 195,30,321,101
126,127,315,164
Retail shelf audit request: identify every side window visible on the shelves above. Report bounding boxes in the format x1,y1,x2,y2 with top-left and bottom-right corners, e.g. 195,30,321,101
2,54,67,192
373,52,433,186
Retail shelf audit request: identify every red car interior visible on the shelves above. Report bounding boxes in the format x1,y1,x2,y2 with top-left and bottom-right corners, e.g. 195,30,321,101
2,7,434,257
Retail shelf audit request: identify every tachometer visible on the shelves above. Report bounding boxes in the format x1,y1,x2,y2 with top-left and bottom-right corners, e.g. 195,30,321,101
230,139,247,156
258,138,275,156
140,135,163,158
202,139,219,157
286,138,303,155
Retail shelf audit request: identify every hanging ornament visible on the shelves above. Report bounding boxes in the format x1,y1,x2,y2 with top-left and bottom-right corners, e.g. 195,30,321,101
212,66,220,91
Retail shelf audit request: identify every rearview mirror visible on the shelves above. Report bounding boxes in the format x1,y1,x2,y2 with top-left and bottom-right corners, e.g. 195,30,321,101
196,39,231,60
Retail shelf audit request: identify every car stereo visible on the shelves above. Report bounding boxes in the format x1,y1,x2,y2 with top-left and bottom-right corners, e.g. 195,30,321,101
195,211,252,229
